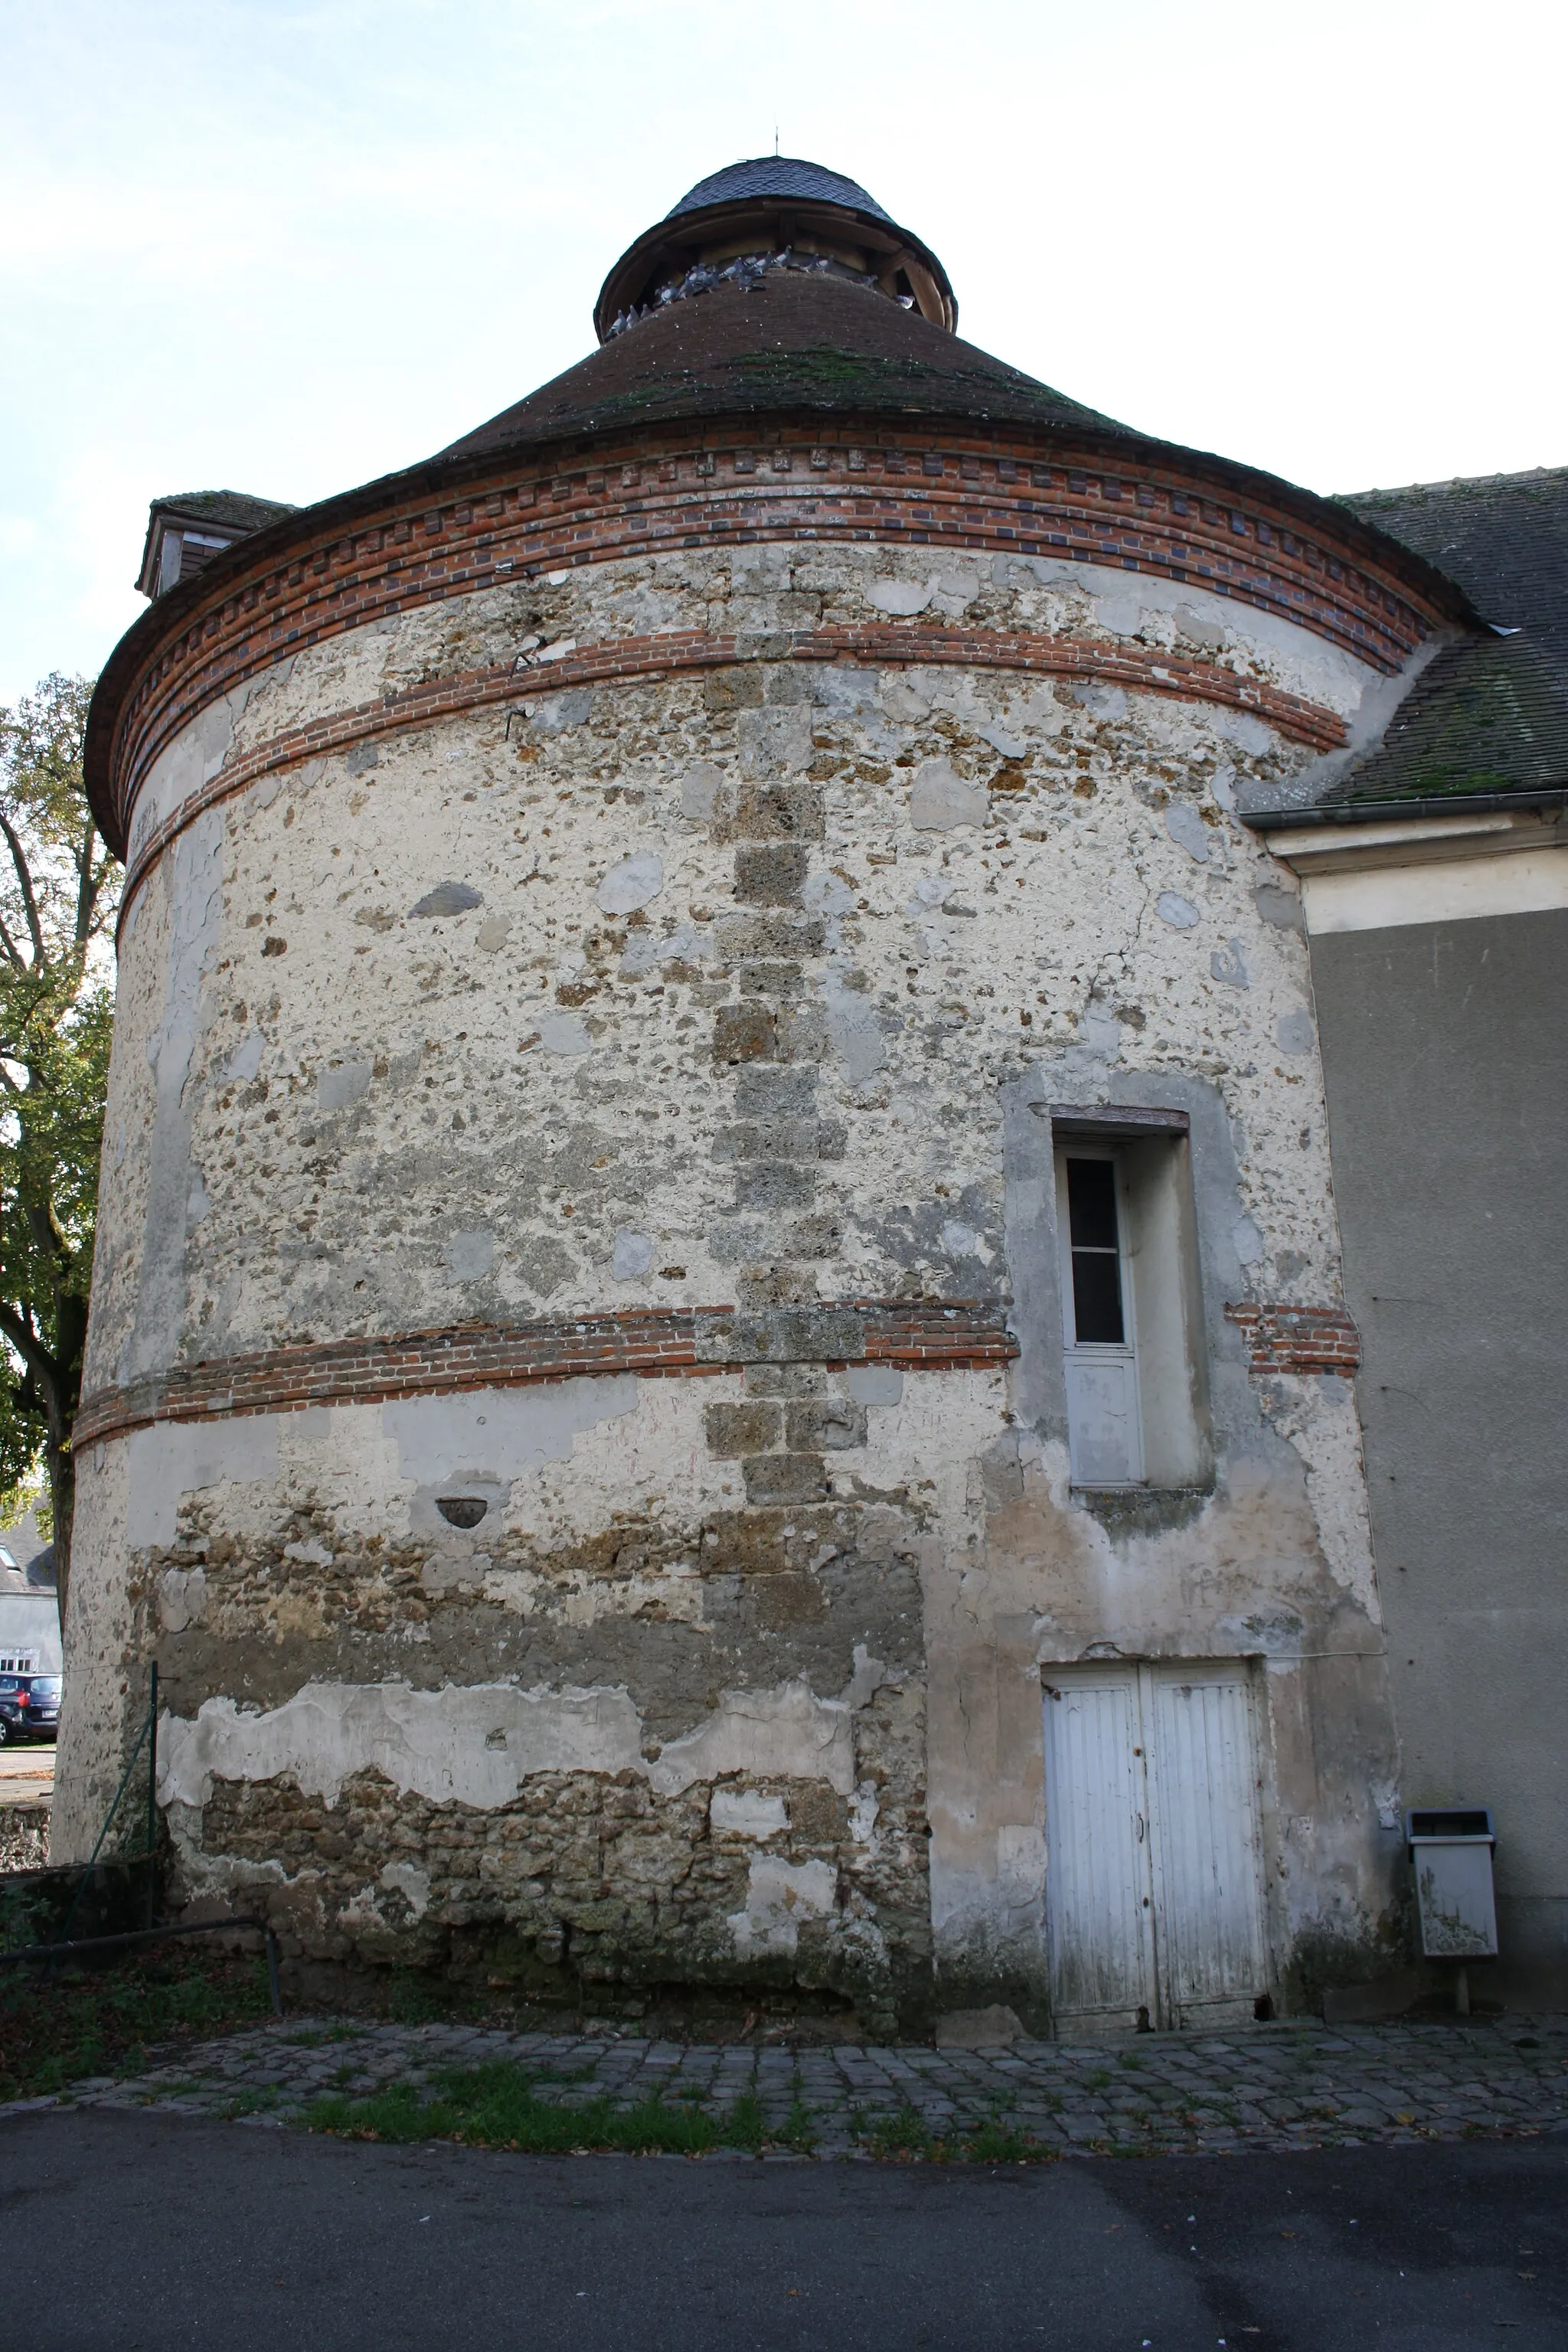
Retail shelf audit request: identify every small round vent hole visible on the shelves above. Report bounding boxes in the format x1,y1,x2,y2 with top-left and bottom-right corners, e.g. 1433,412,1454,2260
436,1496,488,1528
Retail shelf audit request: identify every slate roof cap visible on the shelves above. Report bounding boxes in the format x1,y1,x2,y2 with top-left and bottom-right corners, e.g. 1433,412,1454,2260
596,152,955,338
668,157,893,223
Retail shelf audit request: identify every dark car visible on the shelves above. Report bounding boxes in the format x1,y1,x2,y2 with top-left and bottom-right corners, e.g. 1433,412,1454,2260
0,1674,60,1741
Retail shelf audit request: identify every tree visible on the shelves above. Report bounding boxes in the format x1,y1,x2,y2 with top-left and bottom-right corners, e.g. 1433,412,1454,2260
0,672,118,1622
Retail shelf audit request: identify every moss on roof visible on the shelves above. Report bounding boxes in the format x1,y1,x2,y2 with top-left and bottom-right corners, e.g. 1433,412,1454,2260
439,271,1125,459
1311,467,1568,810
1324,631,1568,808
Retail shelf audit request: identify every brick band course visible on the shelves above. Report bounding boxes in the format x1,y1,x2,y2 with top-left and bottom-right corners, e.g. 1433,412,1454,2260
71,1300,1021,1452
116,621,1348,933
97,421,1455,865
1225,1302,1362,1375
74,1298,1360,1449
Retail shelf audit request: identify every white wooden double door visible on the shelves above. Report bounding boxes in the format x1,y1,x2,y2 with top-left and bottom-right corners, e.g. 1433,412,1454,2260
1041,1663,1269,2035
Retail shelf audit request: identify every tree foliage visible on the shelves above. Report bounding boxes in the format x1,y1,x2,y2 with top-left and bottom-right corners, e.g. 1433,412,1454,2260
0,672,118,1614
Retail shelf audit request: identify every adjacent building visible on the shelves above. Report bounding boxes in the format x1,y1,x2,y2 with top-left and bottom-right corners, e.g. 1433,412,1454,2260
1259,468,1568,2010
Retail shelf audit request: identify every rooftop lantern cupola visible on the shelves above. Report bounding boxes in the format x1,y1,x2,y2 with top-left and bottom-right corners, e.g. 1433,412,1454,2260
593,155,957,342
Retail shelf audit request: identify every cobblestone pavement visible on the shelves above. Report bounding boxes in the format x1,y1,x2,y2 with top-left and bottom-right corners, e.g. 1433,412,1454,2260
22,2013,1568,2159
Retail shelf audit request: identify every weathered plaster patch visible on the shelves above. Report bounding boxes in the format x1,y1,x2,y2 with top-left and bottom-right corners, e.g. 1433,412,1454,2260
224,1034,264,1084
710,1787,789,1838
160,1680,644,1808
126,687,247,865
612,1229,655,1279
158,1672,856,1808
537,1012,592,1055
121,808,224,1386
158,1566,207,1633
318,1059,372,1112
126,1416,282,1551
1157,891,1201,929
383,1377,639,1486
652,1680,854,1795
410,881,482,919
910,758,988,831
596,850,664,914
378,1860,432,1918
824,966,887,1083
727,1854,837,1955
443,1228,495,1282
1166,805,1217,864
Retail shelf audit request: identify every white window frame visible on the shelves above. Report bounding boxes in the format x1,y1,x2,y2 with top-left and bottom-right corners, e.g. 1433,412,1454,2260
1057,1148,1145,1486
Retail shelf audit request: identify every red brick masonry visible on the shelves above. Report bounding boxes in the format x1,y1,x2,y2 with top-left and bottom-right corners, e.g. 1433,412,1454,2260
71,1301,1020,1452
1225,1302,1362,1376
96,418,1455,864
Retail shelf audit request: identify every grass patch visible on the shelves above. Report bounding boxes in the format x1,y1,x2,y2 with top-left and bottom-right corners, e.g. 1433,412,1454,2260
864,2102,934,2158
962,2116,1046,2163
305,2061,802,2158
861,2099,1060,2164
219,2086,279,2120
0,1946,277,2102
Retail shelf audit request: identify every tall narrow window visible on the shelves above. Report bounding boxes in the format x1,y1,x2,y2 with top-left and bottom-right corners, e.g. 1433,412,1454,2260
1057,1152,1144,1485
1067,1159,1127,1344
1048,1107,1213,1493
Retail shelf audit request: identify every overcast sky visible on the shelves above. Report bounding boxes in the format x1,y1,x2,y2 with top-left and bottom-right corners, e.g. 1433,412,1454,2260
2,0,1562,706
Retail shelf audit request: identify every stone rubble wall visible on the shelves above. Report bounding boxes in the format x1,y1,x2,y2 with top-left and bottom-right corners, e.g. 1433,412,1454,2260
58,535,1403,2024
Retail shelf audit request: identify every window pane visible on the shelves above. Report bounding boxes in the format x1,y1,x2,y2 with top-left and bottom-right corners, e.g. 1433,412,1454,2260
1067,1158,1120,1251
1071,1249,1125,1344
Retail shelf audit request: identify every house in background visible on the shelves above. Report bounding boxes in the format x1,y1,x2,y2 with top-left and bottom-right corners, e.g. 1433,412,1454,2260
0,1508,63,1677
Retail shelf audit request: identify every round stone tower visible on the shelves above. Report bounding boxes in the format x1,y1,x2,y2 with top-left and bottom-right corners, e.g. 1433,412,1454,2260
64,158,1466,2031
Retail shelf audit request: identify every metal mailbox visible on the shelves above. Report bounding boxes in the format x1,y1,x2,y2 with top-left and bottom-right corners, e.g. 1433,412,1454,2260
1406,1808,1498,1959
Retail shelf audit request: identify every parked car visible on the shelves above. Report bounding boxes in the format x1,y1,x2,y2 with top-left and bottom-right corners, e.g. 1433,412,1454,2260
0,1673,60,1741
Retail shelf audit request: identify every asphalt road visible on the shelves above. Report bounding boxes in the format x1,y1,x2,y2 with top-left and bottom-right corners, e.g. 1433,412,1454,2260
2,2108,1563,2350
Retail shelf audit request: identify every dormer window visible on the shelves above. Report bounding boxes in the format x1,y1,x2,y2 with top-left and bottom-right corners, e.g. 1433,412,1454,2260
136,490,296,599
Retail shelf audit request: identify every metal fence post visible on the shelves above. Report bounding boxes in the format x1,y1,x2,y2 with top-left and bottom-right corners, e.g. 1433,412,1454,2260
143,1663,158,1927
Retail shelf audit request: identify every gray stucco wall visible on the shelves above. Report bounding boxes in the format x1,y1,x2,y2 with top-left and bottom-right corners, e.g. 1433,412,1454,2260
1310,906,1568,2004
